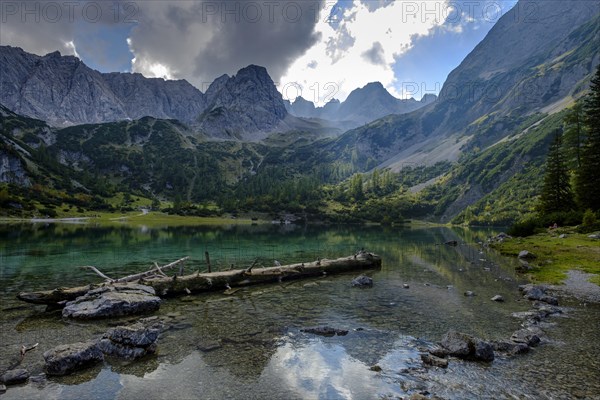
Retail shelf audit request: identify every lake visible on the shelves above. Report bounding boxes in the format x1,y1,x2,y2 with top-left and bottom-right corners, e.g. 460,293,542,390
0,223,598,399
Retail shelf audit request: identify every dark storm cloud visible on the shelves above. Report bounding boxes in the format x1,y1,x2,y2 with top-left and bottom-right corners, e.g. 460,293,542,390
127,0,326,87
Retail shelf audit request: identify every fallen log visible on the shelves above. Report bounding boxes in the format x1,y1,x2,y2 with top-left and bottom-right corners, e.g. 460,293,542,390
17,253,381,306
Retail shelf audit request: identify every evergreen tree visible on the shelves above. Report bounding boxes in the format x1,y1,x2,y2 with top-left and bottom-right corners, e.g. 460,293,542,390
539,131,575,214
575,64,600,211
349,174,364,201
563,102,585,168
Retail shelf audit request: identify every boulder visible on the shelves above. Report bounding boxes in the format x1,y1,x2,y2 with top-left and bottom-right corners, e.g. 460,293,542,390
62,284,161,319
519,284,558,305
43,341,104,376
301,326,349,337
1,369,29,385
351,275,373,288
438,330,494,362
464,291,476,297
510,328,542,347
98,323,161,359
518,250,536,260
0,384,5,393
491,295,505,302
491,341,530,355
588,234,599,239
533,303,562,317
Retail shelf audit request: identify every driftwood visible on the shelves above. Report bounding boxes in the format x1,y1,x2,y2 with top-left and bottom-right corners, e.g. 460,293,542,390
17,253,381,306
17,257,188,305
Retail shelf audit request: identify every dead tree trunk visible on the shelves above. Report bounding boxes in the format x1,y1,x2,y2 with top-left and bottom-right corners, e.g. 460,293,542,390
17,253,381,305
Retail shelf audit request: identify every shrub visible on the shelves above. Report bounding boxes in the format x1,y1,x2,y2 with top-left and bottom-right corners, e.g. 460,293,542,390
508,217,542,237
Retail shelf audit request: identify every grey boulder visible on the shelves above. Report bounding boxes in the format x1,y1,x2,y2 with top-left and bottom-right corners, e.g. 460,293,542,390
98,323,161,359
62,284,161,319
437,330,495,362
1,369,29,385
43,341,103,376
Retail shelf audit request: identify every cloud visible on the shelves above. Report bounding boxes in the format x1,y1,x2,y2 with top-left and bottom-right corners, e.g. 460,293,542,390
362,42,385,66
1,1,324,91
126,1,325,89
279,0,448,104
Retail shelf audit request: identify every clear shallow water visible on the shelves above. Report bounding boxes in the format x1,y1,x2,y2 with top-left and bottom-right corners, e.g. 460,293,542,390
0,223,598,399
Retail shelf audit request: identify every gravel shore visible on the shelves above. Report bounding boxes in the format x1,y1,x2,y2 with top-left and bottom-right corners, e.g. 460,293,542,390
549,270,600,303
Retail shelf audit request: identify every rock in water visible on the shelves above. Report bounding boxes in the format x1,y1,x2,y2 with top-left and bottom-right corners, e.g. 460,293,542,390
438,330,494,362
510,328,542,347
301,326,349,337
98,323,161,359
43,341,103,376
421,353,448,368
519,284,558,305
62,284,161,319
351,275,373,288
1,369,29,385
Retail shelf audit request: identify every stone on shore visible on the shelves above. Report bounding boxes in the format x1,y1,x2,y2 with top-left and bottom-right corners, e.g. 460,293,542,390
518,250,536,260
43,341,104,376
62,284,161,319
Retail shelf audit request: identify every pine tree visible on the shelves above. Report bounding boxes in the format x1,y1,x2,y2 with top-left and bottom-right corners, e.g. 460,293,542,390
539,131,575,214
575,64,600,211
563,102,585,168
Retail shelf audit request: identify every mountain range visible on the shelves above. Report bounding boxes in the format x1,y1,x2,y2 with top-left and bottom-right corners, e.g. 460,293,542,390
285,82,436,127
0,46,431,138
1,0,598,223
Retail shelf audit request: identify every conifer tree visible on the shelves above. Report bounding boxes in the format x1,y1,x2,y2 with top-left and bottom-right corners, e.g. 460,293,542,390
563,102,584,168
575,64,600,211
539,130,575,214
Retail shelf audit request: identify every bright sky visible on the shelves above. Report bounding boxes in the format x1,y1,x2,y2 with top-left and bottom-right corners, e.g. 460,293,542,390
1,0,517,104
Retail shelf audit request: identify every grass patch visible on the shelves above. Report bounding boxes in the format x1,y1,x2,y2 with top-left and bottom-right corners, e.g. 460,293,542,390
491,228,600,286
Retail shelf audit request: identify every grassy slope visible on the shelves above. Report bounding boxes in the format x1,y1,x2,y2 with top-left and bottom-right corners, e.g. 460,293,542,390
491,229,600,285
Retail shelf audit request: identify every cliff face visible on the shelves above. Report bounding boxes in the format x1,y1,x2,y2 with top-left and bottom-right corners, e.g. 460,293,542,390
0,46,206,126
198,65,288,140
